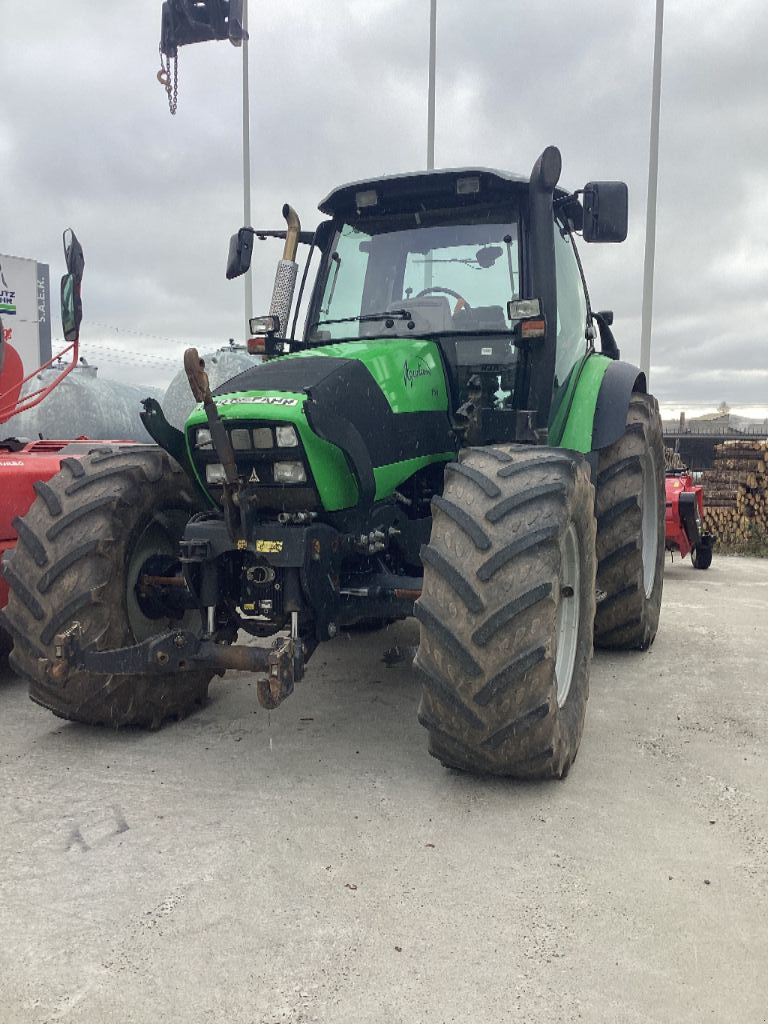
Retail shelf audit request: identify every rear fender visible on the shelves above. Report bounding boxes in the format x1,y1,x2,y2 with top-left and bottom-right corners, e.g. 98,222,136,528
553,354,645,455
591,360,647,451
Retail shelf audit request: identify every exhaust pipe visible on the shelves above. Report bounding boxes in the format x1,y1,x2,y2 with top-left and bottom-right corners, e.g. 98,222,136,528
268,204,301,339
526,145,562,435
281,204,301,262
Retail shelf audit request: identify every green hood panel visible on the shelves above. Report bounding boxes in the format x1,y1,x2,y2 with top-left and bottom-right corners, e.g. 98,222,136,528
321,339,448,414
186,392,358,510
184,340,456,511
237,338,450,413
548,352,611,453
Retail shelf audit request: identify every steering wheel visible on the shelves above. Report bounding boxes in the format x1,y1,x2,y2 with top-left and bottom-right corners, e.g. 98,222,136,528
415,286,471,312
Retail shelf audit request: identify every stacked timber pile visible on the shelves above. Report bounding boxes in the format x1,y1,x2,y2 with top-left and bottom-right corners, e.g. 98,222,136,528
701,440,768,549
664,446,685,470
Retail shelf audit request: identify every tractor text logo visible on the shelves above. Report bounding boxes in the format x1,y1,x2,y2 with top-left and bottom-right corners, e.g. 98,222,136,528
0,263,16,316
403,357,432,389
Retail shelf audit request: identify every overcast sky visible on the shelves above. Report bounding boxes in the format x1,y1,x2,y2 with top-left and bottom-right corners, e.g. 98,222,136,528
1,0,766,414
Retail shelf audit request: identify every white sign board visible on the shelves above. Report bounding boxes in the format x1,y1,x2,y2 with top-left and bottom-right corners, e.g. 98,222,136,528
0,253,52,377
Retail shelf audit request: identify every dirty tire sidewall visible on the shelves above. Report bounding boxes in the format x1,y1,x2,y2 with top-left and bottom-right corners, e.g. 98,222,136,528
594,393,665,650
2,447,212,727
415,446,596,780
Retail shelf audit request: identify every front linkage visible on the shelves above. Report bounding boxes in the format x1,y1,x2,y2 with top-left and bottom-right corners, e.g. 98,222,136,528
51,621,299,710
43,453,423,710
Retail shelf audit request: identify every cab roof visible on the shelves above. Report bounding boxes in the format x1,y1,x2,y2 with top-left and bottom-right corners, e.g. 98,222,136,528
318,167,572,218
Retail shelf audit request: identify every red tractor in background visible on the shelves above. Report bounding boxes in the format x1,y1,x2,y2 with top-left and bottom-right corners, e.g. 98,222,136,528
665,466,714,569
0,230,133,654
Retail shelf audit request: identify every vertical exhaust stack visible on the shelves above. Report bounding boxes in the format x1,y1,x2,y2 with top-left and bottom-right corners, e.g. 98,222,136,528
526,145,562,436
268,204,301,340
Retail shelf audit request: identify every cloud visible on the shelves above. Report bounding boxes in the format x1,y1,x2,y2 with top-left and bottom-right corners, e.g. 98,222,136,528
1,0,766,412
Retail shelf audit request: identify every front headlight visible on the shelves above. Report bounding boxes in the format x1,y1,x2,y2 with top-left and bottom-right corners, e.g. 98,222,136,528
196,428,213,449
231,428,251,450
276,425,299,448
206,463,227,484
273,461,307,484
252,427,273,449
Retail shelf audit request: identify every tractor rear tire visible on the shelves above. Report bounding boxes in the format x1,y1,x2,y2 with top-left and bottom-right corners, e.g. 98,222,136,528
692,542,712,570
0,623,12,669
415,446,596,779
594,393,665,650
1,447,212,727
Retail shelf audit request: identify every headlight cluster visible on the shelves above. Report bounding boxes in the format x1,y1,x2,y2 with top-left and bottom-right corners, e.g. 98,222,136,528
196,421,308,490
196,424,299,451
273,462,306,483
206,463,227,485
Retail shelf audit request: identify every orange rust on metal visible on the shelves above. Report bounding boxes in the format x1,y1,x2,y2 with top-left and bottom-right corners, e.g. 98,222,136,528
207,645,271,672
257,676,284,709
254,638,296,708
282,205,301,262
183,347,212,404
139,575,188,589
394,588,421,600
47,659,69,685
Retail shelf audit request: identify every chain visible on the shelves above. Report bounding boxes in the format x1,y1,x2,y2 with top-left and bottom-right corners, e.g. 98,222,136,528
157,46,179,115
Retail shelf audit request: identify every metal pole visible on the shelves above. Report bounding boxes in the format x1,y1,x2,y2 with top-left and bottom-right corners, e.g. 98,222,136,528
640,0,664,383
427,0,436,170
425,0,436,290
242,0,253,340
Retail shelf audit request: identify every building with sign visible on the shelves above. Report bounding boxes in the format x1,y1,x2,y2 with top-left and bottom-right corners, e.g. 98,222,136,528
0,252,51,376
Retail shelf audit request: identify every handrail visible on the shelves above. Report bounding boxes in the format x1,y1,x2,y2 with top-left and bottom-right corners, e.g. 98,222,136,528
0,338,79,423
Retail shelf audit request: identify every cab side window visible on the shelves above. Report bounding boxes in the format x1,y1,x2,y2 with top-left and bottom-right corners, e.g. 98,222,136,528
553,220,588,387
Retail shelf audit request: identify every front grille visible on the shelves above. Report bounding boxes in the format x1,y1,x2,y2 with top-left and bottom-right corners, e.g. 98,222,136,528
189,419,320,509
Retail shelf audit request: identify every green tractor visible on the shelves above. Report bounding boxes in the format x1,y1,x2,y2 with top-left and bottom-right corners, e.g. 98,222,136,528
2,146,664,778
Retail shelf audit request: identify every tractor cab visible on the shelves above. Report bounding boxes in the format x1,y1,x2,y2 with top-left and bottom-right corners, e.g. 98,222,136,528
229,157,627,447
308,169,527,344
306,170,528,439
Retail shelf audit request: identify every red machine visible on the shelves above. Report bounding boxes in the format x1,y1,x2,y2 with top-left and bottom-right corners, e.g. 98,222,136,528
665,468,714,569
0,231,134,652
0,438,134,616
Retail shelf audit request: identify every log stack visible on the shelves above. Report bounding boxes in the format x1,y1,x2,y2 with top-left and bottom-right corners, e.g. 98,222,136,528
701,440,768,550
664,446,685,470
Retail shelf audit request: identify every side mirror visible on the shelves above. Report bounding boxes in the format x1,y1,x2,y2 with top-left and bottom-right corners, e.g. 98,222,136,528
64,228,85,282
60,274,80,343
61,228,84,343
226,227,254,279
582,182,628,243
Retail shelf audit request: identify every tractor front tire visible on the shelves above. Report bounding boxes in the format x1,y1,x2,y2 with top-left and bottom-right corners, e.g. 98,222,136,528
594,393,665,650
2,447,212,727
415,446,596,779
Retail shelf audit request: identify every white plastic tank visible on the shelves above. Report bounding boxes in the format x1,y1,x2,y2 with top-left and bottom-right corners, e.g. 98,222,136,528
2,362,163,442
161,344,257,430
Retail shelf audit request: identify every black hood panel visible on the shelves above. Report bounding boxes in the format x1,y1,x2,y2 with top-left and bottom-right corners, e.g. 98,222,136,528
214,354,455,470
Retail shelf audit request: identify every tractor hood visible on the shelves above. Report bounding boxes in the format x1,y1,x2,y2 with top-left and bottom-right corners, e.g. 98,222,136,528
184,339,456,511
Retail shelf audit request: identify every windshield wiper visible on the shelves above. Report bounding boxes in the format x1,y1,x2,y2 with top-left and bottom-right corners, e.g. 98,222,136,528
310,309,412,331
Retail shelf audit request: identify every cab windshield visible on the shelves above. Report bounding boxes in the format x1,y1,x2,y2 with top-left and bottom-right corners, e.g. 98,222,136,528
308,208,520,342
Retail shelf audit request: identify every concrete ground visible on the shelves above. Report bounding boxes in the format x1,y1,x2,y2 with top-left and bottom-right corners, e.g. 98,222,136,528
1,556,767,1024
